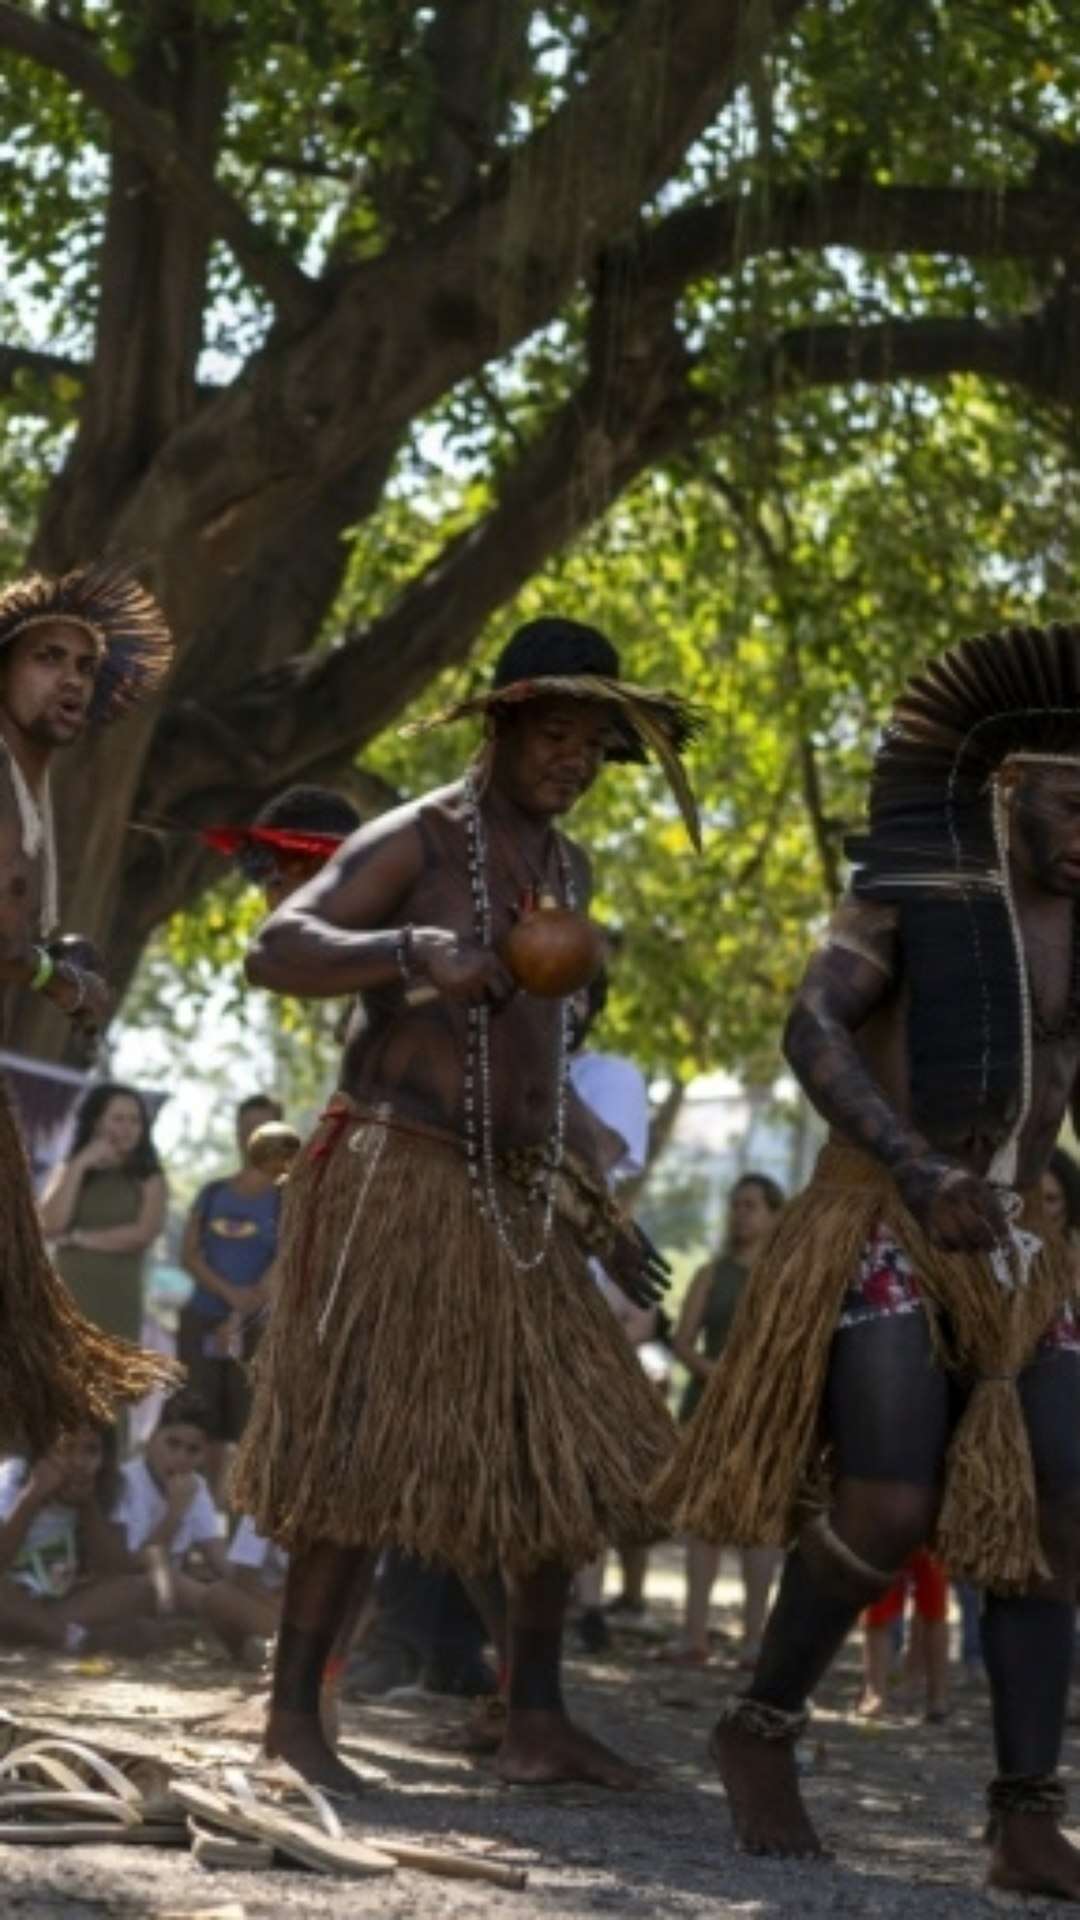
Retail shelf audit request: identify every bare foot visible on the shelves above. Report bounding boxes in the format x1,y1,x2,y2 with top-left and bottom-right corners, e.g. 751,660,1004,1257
264,1709,368,1798
708,1720,827,1858
989,1814,1080,1902
496,1709,644,1788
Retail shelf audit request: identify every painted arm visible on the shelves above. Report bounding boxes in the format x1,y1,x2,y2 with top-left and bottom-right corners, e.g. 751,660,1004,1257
245,804,514,1005
784,907,1006,1250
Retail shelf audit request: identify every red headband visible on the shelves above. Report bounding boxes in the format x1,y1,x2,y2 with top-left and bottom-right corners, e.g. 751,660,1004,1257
201,825,346,861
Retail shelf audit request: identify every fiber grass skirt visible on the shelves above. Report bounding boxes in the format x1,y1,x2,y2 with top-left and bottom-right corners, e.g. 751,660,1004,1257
0,1075,177,1451
232,1100,676,1575
651,1142,1074,1593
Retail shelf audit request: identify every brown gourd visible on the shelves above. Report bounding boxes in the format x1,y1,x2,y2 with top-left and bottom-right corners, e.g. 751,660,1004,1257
502,898,605,998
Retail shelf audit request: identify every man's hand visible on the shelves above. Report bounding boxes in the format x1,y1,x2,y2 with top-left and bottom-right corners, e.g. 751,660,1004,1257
412,929,516,1007
895,1155,1008,1252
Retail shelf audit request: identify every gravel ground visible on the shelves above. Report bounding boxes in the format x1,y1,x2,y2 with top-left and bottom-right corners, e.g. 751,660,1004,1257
0,1558,1072,1917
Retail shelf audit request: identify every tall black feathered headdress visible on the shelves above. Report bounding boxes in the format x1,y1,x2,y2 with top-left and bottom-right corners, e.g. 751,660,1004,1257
848,622,1080,1167
401,618,706,850
0,564,173,724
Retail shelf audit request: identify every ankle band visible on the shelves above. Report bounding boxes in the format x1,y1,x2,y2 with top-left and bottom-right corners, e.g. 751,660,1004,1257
715,1694,809,1743
987,1774,1066,1820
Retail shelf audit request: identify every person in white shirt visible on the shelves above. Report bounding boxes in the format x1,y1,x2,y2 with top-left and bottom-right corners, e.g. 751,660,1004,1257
0,1424,161,1650
113,1389,227,1589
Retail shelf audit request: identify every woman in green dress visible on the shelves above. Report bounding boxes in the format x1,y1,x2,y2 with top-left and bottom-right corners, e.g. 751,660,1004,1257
40,1084,167,1347
658,1171,785,1667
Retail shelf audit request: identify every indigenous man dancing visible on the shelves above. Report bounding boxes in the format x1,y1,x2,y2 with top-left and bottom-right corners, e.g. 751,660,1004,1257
234,617,700,1794
656,622,1080,1903
0,565,175,1446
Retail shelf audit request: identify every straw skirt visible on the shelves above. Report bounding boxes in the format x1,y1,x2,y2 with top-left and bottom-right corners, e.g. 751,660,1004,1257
233,1101,676,1575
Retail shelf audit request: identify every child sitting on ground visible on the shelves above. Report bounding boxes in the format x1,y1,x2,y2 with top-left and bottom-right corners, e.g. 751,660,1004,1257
858,1546,950,1723
113,1389,227,1604
200,1514,287,1668
0,1424,162,1651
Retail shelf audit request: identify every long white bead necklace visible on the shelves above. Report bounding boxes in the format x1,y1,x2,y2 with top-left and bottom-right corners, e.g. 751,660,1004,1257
462,770,571,1270
0,735,58,935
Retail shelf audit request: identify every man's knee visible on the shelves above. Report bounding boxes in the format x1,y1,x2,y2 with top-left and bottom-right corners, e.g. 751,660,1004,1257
828,1478,939,1583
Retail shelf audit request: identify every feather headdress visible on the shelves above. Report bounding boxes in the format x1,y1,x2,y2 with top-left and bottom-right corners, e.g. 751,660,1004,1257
0,563,172,724
848,621,1080,1161
402,618,706,850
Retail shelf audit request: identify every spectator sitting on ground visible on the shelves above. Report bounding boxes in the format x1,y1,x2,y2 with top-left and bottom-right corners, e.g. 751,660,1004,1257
178,1093,285,1499
199,1514,287,1669
0,1424,164,1651
113,1389,227,1598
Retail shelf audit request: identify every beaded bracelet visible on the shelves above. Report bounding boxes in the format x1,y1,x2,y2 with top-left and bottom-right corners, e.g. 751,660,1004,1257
28,946,54,993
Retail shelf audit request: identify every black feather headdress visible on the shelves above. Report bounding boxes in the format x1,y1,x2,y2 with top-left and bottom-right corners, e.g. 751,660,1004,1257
848,622,1080,1152
0,564,173,724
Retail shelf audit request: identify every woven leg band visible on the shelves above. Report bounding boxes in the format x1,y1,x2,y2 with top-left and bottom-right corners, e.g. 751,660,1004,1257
987,1775,1067,1821
715,1695,809,1744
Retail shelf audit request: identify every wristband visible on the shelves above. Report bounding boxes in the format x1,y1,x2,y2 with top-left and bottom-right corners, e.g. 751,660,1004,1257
28,946,54,993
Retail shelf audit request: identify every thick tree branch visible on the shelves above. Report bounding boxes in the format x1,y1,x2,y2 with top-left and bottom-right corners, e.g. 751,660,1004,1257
0,1,318,326
114,0,809,560
642,181,1080,296
373,0,531,232
766,313,1026,394
149,300,1051,823
0,343,86,399
0,343,225,413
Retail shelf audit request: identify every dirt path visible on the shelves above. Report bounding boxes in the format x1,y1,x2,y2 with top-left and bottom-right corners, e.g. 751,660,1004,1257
0,1567,1069,1917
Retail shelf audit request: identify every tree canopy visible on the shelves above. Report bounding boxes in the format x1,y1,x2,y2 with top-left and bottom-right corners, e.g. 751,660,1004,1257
2,0,1080,1081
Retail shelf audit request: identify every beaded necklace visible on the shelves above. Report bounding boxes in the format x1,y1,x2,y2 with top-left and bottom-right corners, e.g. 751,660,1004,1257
462,771,571,1270
0,736,58,935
